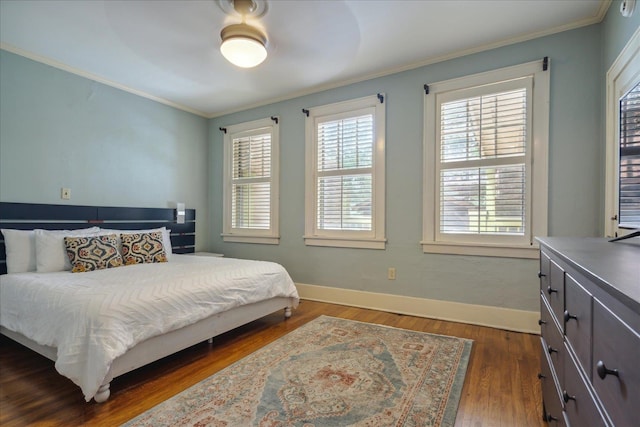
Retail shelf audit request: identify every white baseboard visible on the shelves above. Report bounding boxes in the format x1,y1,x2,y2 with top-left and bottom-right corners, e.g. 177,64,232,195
295,283,540,334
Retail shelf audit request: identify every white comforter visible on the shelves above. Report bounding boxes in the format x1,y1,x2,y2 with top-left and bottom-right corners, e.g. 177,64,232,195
0,255,299,401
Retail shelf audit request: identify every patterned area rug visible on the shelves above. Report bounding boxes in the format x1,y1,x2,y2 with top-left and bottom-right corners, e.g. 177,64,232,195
123,315,473,427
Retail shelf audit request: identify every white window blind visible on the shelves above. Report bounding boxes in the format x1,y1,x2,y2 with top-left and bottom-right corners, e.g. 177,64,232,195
222,117,279,244
317,114,373,231
231,133,271,229
439,88,527,236
304,94,386,249
619,81,640,228
423,59,549,258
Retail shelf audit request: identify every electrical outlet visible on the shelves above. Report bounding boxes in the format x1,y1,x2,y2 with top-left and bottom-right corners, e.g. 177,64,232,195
388,267,396,280
61,187,71,200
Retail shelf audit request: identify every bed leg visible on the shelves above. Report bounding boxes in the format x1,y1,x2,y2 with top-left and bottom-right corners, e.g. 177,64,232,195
284,307,292,318
94,383,111,403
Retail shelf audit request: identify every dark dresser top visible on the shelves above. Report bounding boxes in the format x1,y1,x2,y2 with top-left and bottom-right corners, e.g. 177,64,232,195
536,237,640,314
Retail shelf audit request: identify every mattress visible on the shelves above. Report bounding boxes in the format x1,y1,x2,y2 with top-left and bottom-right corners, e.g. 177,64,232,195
0,255,299,401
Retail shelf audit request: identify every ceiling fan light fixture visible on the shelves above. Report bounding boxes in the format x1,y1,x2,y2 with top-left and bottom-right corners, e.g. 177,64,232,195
220,23,267,68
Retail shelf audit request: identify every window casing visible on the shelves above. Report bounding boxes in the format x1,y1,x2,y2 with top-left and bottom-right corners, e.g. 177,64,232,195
222,117,279,244
304,95,386,249
605,30,640,238
422,60,549,258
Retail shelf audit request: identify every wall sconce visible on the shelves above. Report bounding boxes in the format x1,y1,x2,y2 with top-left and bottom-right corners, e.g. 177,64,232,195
176,202,186,224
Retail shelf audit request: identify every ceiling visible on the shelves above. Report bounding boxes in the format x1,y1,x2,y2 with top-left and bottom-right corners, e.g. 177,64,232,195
0,0,609,118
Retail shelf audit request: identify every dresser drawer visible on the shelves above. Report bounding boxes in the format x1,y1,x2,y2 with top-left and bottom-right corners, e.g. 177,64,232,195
564,274,592,377
545,259,565,329
563,344,607,427
540,294,562,341
592,298,640,427
541,296,564,385
540,340,566,426
540,250,551,291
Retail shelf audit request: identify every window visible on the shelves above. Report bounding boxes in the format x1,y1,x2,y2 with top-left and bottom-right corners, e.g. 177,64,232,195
222,117,279,244
423,60,549,258
605,30,640,238
618,83,640,228
304,94,386,249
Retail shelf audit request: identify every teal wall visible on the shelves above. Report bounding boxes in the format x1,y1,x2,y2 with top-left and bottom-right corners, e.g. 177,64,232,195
209,22,620,313
603,0,640,69
0,50,210,248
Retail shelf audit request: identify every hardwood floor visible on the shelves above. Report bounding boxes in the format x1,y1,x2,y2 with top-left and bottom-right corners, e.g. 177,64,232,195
0,300,545,426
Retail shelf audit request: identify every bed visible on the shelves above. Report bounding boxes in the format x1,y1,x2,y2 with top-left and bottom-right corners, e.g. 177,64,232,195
0,202,299,403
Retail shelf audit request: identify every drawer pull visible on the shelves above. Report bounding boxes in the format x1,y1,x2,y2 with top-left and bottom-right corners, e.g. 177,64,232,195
545,414,559,422
563,310,578,323
537,373,546,379
563,390,576,403
547,345,558,354
547,286,558,295
538,319,546,325
596,360,619,379
537,271,547,278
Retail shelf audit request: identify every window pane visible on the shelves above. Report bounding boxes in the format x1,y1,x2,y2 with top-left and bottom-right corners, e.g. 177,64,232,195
232,182,270,229
317,174,372,230
440,165,525,235
233,134,271,179
318,114,373,172
316,112,374,232
441,89,526,162
231,132,271,230
619,82,640,228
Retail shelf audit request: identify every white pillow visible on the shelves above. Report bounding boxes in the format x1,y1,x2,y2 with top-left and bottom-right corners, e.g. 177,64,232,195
1,229,36,274
35,227,101,273
99,227,173,260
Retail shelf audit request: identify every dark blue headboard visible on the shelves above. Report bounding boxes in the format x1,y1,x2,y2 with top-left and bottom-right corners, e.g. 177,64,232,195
0,202,196,274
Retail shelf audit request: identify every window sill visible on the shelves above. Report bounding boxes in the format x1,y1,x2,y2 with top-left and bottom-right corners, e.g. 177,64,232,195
421,241,539,259
304,236,386,250
222,234,279,245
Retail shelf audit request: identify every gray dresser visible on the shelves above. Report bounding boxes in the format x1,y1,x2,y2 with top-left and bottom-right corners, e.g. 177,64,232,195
536,237,639,427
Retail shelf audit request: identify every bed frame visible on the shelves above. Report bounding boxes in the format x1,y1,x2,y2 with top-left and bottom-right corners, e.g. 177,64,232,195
0,202,294,402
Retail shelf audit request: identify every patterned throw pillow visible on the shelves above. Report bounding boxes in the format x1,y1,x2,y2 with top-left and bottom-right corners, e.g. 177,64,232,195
64,234,123,273
121,231,168,265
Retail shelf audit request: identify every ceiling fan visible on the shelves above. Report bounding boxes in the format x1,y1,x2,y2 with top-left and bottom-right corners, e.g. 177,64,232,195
218,0,269,68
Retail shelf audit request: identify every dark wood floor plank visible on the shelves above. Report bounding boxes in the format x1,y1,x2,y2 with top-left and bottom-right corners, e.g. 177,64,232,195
0,300,544,426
